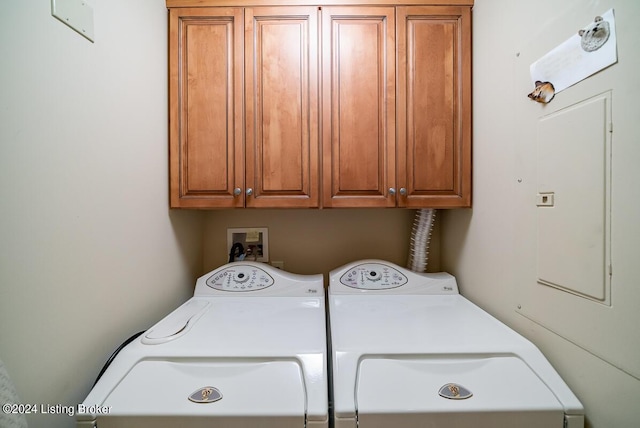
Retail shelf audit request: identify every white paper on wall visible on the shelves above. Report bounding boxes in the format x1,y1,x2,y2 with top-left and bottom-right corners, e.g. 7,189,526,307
530,8,617,94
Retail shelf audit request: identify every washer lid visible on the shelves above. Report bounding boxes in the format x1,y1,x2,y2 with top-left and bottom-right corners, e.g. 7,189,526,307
89,359,305,418
356,356,563,422
142,300,210,345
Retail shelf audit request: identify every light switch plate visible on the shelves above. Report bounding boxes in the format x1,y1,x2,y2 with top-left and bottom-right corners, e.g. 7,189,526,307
51,0,95,42
536,193,554,207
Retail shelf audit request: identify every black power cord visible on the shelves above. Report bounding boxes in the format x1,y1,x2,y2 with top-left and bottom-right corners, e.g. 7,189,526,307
229,242,244,263
93,330,145,386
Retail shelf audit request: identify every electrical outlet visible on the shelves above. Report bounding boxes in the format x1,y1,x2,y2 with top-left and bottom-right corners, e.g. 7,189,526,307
271,261,284,270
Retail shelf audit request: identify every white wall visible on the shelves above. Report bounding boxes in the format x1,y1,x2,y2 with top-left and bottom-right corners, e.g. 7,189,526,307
442,0,640,427
0,1,204,427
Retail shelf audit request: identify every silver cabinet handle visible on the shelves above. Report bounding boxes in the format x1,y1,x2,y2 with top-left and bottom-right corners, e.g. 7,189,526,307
400,187,407,196
233,188,242,196
389,187,396,195
246,188,253,196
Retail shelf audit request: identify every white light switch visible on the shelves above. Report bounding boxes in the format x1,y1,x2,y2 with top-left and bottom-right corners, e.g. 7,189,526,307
51,0,95,42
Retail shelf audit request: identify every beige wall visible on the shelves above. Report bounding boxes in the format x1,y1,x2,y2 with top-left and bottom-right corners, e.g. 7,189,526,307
203,209,439,280
3,1,638,428
442,0,640,427
0,1,204,427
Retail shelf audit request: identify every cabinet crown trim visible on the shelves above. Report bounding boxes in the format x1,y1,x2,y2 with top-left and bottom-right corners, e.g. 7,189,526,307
167,1,473,7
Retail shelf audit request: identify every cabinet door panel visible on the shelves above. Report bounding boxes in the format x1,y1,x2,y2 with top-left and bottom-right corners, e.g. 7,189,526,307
397,6,471,208
245,7,319,208
169,8,244,208
322,7,396,208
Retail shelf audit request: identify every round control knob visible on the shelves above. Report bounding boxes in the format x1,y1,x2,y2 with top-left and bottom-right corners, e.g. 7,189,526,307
365,270,382,281
233,272,250,283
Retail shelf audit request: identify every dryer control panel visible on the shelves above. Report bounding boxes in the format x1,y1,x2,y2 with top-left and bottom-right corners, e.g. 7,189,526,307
206,265,274,292
195,262,324,297
340,262,408,290
330,259,459,295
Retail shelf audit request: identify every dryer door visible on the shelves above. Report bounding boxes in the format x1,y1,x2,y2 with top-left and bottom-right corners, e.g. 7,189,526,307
88,359,306,428
356,356,564,428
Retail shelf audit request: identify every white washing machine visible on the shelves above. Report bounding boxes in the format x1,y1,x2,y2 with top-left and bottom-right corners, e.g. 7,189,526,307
328,260,584,428
77,262,328,428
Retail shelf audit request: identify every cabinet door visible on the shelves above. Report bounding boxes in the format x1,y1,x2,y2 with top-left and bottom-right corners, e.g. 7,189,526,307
322,7,396,208
397,6,472,208
245,7,319,208
169,8,244,208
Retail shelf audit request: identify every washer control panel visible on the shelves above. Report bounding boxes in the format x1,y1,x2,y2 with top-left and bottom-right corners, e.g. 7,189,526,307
206,265,274,292
340,262,408,290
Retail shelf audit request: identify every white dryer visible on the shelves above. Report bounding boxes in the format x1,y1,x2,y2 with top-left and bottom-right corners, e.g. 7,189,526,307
77,262,328,428
328,260,584,428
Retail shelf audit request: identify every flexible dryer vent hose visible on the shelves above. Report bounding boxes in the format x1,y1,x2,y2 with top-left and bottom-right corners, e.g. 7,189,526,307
407,209,436,273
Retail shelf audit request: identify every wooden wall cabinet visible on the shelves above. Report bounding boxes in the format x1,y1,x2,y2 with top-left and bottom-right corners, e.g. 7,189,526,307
322,5,471,208
169,2,471,209
321,6,397,208
169,7,319,208
396,6,471,208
